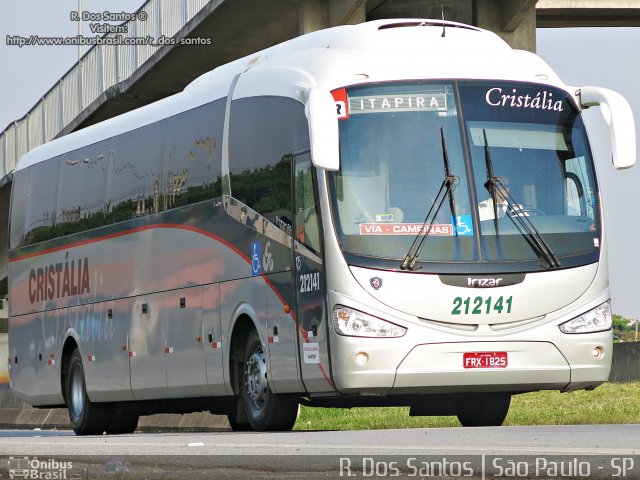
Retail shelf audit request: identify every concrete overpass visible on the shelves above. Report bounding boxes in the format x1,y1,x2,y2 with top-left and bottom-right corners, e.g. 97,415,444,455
2,0,640,300
537,0,640,27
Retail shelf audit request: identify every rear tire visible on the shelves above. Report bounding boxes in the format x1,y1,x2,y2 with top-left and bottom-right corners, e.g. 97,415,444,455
106,407,139,435
239,329,298,431
66,349,112,435
455,393,511,427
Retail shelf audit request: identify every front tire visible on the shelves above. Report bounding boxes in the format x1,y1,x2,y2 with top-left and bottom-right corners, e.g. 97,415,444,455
66,349,113,435
239,330,298,431
226,409,252,431
455,393,511,427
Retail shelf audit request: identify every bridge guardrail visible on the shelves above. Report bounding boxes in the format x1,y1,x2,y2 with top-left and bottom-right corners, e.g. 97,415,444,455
0,0,210,180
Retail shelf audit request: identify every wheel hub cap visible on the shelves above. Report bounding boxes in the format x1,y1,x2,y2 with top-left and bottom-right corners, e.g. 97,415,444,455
246,349,268,407
71,367,85,419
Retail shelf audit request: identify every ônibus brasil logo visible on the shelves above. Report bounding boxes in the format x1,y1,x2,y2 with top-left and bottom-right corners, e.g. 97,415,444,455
8,456,73,479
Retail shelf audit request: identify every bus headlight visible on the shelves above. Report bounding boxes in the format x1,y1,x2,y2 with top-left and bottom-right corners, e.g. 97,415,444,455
332,305,407,338
559,301,612,334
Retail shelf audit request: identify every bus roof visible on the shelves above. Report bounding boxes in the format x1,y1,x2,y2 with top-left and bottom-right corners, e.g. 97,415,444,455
16,19,565,172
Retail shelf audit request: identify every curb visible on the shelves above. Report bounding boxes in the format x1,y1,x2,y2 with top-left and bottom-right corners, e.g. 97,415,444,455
0,408,231,432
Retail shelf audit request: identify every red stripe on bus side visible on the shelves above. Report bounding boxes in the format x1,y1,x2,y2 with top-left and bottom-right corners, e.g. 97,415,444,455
9,223,336,389
9,223,249,264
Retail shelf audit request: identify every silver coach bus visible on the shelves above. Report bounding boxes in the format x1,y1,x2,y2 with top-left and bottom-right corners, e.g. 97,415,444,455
7,20,635,434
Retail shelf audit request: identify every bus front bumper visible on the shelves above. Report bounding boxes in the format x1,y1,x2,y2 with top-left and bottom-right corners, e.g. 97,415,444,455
331,338,612,395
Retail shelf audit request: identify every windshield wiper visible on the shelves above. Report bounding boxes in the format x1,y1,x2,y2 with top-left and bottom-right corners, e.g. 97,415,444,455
482,129,501,237
401,128,458,271
441,127,459,234
481,129,560,269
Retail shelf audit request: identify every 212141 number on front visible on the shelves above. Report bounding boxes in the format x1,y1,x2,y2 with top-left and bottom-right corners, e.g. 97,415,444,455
451,296,513,315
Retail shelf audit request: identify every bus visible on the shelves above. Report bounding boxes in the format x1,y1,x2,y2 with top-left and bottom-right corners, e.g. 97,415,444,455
7,19,636,435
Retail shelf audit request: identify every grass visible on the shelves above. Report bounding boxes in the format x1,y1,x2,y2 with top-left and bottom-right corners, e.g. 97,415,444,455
294,382,640,430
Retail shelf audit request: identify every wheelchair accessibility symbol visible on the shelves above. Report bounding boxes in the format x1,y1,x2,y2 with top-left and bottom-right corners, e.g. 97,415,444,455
251,241,262,275
454,214,474,236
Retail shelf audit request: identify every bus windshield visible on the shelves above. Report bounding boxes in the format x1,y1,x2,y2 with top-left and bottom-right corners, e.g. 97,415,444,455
328,81,600,273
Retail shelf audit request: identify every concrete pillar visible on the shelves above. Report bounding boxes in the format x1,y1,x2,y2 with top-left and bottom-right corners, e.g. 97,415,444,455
330,0,367,25
300,0,329,34
367,0,474,24
0,185,7,390
300,0,367,34
1,298,7,386
0,183,8,296
474,0,538,52
367,0,537,52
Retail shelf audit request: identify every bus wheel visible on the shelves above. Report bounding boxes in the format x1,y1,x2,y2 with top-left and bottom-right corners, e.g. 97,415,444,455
241,329,298,431
455,393,511,427
106,407,139,435
65,349,112,435
226,411,252,431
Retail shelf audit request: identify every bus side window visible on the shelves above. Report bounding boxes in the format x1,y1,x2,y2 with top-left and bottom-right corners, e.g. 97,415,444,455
23,158,59,246
9,167,30,249
294,154,321,255
162,99,224,209
229,97,308,227
565,173,584,216
564,156,591,218
57,142,108,237
105,121,166,221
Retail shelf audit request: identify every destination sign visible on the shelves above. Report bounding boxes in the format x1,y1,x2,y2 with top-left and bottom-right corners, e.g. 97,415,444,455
348,92,447,114
359,223,453,236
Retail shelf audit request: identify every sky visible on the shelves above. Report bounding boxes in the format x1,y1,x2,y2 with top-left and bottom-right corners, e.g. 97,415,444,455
0,2,639,319
537,27,640,320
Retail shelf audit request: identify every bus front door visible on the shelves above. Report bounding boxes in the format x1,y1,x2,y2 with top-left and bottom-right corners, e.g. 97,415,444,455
293,152,334,393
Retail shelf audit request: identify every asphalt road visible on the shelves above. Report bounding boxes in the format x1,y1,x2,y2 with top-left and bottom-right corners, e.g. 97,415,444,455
0,425,639,479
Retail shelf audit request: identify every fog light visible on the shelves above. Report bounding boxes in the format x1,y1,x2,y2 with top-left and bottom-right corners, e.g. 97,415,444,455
592,346,604,359
354,352,369,366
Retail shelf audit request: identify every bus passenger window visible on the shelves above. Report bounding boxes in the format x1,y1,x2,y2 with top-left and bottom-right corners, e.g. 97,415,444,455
24,159,59,245
57,142,108,237
229,97,308,227
9,167,29,248
162,100,224,209
107,123,165,221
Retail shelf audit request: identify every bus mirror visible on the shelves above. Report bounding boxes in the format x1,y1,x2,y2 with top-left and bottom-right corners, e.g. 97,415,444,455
305,88,340,171
580,86,636,170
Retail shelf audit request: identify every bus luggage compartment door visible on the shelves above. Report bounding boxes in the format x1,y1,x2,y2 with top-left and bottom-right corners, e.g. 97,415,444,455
163,287,209,398
129,293,167,399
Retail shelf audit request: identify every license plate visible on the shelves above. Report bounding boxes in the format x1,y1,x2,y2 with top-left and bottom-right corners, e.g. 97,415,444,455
463,352,508,369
